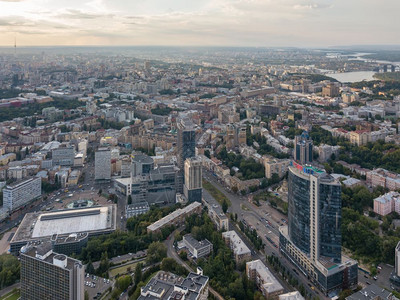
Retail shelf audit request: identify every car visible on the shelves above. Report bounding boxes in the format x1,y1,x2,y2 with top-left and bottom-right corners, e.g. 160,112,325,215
366,281,371,285
364,275,369,279
373,276,378,280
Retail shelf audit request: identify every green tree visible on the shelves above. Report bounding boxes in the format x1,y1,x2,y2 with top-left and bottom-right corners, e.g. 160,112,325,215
222,199,228,213
116,275,132,292
161,257,177,272
134,263,142,285
84,290,89,300
147,242,167,264
86,259,95,274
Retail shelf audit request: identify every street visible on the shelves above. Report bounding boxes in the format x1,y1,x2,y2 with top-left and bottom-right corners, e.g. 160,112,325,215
203,170,326,299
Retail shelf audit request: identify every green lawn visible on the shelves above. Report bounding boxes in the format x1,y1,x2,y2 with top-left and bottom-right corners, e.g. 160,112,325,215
109,261,138,278
0,289,20,300
202,180,231,206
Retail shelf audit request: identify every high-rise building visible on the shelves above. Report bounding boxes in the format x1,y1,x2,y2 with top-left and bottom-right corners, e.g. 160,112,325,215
294,131,313,164
396,242,400,277
184,157,202,202
279,162,358,295
3,177,41,212
177,118,196,193
20,243,84,300
95,147,111,180
177,119,196,171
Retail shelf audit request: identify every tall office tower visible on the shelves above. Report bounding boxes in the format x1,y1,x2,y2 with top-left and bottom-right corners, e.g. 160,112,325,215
20,243,84,300
294,131,313,165
184,157,202,202
176,118,196,193
95,147,111,181
279,162,358,295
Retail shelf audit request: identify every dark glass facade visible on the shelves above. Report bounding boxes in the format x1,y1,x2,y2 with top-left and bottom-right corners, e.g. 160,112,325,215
319,182,342,263
288,168,342,262
288,170,310,255
177,129,196,170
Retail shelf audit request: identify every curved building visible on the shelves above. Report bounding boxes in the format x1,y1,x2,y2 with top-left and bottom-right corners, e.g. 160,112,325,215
288,163,342,263
280,162,357,296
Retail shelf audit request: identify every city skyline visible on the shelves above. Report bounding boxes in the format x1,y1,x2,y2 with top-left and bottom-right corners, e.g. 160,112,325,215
0,0,399,47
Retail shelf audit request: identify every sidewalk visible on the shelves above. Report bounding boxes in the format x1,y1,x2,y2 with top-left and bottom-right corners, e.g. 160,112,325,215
0,283,20,297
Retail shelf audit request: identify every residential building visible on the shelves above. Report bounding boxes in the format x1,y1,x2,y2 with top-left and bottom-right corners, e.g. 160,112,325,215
95,147,111,180
222,230,251,263
20,243,84,300
184,157,202,203
3,176,41,212
322,83,340,97
373,192,400,216
246,259,284,299
349,130,371,146
279,162,358,295
264,158,291,179
294,132,313,165
182,234,213,259
279,291,305,300
202,189,229,231
147,202,202,234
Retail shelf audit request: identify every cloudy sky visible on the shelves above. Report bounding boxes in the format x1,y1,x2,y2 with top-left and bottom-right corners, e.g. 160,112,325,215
0,0,398,47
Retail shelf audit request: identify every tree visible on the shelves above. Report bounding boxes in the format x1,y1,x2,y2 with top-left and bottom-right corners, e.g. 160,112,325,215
222,199,228,213
86,259,95,274
161,257,177,272
116,275,132,292
134,263,142,285
98,189,102,196
147,242,167,264
84,290,89,300
128,195,132,205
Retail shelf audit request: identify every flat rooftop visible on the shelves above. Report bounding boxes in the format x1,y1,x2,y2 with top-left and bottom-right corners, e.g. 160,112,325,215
11,205,116,244
147,202,201,232
222,230,251,256
247,259,283,294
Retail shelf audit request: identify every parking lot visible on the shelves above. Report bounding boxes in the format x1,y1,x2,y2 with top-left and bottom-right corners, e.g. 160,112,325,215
84,273,113,300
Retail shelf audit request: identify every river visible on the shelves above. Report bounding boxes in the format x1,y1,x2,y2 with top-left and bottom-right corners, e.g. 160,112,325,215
327,71,377,83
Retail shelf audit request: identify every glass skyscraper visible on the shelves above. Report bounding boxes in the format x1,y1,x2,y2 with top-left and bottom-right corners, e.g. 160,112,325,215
280,162,358,296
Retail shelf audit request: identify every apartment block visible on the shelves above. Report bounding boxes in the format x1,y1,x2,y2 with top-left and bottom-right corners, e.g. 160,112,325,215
264,158,290,179
373,192,400,216
147,202,202,234
3,176,41,212
246,259,284,299
222,230,251,263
